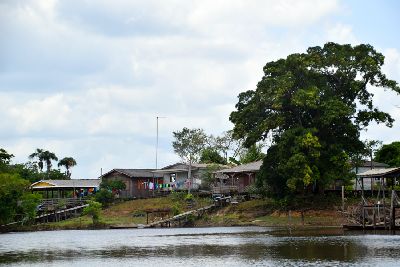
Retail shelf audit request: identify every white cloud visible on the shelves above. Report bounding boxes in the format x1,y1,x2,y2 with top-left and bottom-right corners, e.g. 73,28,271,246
325,23,358,44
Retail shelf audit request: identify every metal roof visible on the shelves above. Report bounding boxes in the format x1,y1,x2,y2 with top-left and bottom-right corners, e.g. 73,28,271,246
161,162,208,170
359,161,389,168
159,162,227,172
152,168,188,173
101,169,163,178
31,179,101,189
216,160,263,174
356,167,400,178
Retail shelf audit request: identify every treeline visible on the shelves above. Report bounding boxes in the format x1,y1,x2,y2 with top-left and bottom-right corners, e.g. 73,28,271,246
0,148,77,225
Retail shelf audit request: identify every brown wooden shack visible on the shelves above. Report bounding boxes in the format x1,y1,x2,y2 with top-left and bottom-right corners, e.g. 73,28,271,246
100,169,163,198
212,161,262,194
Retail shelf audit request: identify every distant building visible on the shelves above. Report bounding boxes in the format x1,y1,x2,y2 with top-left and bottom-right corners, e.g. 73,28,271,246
100,163,225,198
352,160,389,174
30,179,100,198
100,169,163,198
353,161,390,190
330,160,390,191
153,162,220,190
212,160,262,194
356,167,400,191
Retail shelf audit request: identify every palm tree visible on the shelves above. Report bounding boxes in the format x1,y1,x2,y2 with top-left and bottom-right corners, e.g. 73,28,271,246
29,148,44,172
58,157,77,179
41,150,58,174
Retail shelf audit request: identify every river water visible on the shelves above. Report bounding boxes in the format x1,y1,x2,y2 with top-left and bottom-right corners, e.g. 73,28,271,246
1,227,400,266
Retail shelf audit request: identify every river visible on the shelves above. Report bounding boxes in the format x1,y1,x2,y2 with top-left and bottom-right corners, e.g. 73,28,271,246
1,227,400,266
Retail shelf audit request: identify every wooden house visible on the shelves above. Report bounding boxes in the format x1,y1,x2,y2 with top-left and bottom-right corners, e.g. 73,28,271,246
100,169,163,198
212,161,262,194
153,163,212,191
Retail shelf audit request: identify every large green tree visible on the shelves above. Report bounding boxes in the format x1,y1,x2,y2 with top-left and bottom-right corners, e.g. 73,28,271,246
375,141,400,167
230,43,400,197
0,173,42,225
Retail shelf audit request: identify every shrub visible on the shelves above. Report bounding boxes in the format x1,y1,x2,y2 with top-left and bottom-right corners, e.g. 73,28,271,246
172,203,182,216
170,191,186,202
94,189,114,207
185,193,194,201
83,200,102,225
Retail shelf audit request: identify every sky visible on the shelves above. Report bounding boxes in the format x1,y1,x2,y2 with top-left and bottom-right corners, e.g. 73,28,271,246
1,0,400,179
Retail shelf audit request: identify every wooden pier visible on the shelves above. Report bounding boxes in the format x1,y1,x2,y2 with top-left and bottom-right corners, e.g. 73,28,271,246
35,203,89,223
142,196,233,228
344,167,400,230
145,204,216,228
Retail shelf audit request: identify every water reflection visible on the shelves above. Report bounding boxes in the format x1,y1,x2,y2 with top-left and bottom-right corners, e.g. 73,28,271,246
1,227,400,266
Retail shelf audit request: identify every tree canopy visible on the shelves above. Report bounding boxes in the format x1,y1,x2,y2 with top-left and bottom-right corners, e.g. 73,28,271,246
375,141,400,167
230,42,400,197
200,147,227,165
172,128,208,164
238,144,266,164
58,157,77,178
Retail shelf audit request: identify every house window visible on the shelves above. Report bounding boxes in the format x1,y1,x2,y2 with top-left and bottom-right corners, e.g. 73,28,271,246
170,173,176,183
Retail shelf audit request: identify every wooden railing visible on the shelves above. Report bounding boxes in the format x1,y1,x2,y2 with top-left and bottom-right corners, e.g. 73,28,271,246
212,185,239,194
40,198,87,211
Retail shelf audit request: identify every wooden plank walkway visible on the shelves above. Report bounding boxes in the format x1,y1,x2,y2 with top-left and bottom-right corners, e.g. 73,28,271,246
146,204,216,228
1,204,89,227
36,204,89,220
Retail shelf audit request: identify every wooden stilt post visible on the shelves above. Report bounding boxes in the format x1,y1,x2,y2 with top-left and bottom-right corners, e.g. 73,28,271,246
373,206,376,229
342,186,345,211
383,178,387,229
390,190,395,230
362,206,365,230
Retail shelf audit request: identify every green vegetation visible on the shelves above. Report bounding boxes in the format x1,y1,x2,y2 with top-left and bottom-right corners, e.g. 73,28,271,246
198,198,344,227
172,127,208,192
375,141,400,167
83,200,102,225
58,157,77,178
95,180,127,207
200,147,226,165
0,172,42,225
230,42,400,198
94,189,114,207
0,147,79,226
100,180,126,191
238,143,265,164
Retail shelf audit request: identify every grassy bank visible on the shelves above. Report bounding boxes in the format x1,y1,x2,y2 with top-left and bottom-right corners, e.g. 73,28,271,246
22,193,213,231
11,194,347,231
196,196,346,227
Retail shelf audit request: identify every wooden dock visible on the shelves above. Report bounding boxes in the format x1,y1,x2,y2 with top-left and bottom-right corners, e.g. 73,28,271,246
35,204,89,223
145,204,216,228
345,190,400,230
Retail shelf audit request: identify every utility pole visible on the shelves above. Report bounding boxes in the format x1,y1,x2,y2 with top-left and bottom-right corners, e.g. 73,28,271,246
154,116,166,196
156,116,166,170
